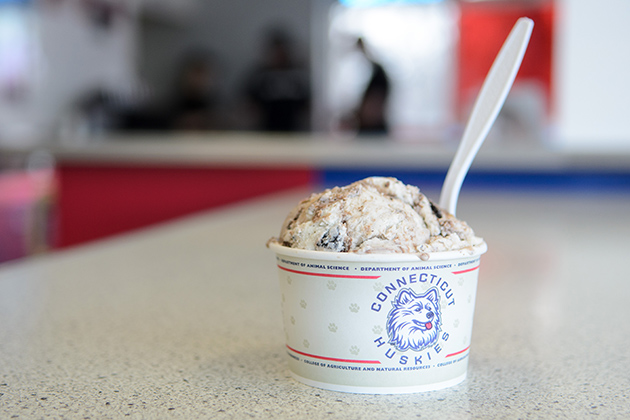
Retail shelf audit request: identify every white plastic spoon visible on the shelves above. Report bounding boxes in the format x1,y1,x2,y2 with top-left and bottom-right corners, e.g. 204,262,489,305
439,17,534,216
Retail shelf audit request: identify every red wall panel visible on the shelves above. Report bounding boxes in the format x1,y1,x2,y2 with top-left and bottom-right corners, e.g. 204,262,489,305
458,2,555,115
56,164,314,247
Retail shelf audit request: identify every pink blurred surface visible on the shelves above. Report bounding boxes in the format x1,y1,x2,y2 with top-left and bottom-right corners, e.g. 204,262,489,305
0,169,56,263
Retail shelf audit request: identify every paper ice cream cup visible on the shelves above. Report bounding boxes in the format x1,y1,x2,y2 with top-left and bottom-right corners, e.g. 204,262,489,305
269,241,487,394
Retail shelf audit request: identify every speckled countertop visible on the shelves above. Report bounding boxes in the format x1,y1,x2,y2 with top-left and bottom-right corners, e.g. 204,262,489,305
1,188,629,419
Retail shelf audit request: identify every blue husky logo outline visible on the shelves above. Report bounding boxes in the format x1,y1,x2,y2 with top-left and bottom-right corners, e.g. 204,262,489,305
386,287,441,352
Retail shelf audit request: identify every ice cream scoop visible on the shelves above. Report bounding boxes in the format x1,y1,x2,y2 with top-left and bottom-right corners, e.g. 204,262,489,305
274,176,483,255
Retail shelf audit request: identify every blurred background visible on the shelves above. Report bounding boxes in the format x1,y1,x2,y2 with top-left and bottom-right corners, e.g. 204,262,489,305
1,0,629,262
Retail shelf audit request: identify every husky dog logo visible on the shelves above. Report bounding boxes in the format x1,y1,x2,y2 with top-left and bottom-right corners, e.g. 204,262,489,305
386,287,441,351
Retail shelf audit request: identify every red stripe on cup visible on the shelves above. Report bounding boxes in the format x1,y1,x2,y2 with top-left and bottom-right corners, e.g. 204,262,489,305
287,345,381,365
446,346,470,358
452,266,479,275
278,265,381,280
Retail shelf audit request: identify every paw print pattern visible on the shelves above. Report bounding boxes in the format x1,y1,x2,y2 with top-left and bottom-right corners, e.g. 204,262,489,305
349,303,360,313
287,276,293,285
372,325,383,334
458,278,465,286
290,316,296,325
373,282,384,292
327,280,337,290
349,346,360,355
281,294,286,303
328,323,338,332
300,300,307,309
303,339,310,348
453,319,460,328
467,294,472,303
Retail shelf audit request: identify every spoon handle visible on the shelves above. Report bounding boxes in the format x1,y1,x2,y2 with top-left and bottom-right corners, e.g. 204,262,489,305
439,17,534,216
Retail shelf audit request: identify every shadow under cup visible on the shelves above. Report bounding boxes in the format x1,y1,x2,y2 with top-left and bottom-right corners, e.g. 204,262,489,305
268,241,487,394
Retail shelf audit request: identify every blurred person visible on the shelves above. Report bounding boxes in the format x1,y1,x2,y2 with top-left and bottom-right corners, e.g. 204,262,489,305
170,51,222,131
117,52,223,133
354,37,390,135
243,28,310,132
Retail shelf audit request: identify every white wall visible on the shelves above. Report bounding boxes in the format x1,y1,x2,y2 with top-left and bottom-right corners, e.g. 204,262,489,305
0,1,138,146
553,0,630,150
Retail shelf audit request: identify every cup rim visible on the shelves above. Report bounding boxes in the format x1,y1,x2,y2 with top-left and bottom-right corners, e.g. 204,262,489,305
268,240,487,262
